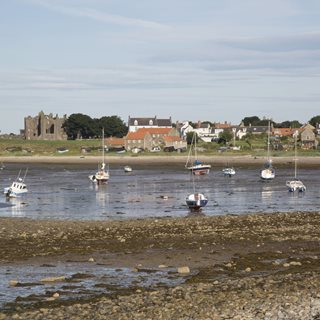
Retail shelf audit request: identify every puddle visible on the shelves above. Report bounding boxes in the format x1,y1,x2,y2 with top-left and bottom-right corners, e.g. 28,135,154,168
0,261,186,310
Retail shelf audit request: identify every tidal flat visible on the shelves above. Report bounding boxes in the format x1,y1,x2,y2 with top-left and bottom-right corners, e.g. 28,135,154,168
0,211,320,319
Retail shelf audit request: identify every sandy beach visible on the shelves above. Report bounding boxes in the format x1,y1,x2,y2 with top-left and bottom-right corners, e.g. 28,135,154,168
1,154,320,167
1,211,320,319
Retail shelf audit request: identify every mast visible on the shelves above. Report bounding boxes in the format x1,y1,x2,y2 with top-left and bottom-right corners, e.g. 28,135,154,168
102,128,105,167
294,130,298,179
267,121,270,161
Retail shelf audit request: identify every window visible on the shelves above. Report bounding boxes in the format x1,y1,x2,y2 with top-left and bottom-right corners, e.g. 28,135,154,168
149,120,153,125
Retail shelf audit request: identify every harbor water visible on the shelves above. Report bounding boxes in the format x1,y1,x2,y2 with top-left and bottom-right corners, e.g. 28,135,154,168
0,163,319,220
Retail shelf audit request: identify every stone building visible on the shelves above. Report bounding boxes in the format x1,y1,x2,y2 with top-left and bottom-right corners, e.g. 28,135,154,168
24,111,67,140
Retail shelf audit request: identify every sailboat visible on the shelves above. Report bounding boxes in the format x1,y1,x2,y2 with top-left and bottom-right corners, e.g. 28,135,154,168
185,169,208,211
286,130,306,192
260,121,275,180
4,169,28,198
185,132,211,175
88,128,110,184
222,166,236,177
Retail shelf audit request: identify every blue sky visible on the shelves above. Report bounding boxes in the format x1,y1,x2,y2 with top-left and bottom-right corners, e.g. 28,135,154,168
1,0,320,133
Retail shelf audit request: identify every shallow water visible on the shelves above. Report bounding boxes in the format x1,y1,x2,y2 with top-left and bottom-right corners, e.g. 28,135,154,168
0,163,319,220
0,261,185,310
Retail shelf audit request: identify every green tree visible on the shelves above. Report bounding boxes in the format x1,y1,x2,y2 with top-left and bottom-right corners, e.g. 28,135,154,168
218,130,233,145
186,132,199,145
241,116,261,126
309,115,320,127
63,113,97,139
98,116,128,138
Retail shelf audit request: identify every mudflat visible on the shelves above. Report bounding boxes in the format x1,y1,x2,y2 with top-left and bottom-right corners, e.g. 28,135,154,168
1,154,320,167
1,211,320,319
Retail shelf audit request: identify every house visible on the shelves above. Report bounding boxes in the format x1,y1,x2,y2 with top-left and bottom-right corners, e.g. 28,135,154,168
105,137,125,151
176,121,195,138
128,116,172,132
300,123,317,149
136,127,179,147
125,131,153,151
272,128,296,138
247,126,269,135
163,136,187,151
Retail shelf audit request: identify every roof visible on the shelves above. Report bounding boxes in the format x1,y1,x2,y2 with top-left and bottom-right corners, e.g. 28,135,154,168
105,137,125,146
128,116,172,127
126,131,150,140
136,128,172,135
272,128,295,136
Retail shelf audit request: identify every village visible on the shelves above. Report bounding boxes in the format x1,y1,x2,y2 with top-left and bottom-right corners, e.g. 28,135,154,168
8,111,319,154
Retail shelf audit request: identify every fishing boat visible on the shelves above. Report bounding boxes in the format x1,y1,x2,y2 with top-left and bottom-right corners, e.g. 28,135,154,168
260,121,275,180
185,132,211,175
286,130,306,192
4,169,28,198
88,129,110,184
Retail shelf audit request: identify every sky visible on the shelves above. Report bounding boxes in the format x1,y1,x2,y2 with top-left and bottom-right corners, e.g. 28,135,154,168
0,0,320,133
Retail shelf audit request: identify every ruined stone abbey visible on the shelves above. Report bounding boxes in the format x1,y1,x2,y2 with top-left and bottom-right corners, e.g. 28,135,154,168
24,111,67,140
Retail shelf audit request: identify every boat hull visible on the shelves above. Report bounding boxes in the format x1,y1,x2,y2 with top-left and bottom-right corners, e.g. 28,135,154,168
186,193,208,211
260,168,275,180
187,164,211,175
286,180,306,192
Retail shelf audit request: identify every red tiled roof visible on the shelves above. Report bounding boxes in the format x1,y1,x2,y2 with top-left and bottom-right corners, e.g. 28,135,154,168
136,128,172,135
126,131,149,140
105,137,125,145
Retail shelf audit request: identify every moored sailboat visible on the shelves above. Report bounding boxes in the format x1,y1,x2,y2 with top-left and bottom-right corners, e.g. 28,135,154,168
286,130,306,192
260,121,275,181
89,129,110,184
185,132,211,175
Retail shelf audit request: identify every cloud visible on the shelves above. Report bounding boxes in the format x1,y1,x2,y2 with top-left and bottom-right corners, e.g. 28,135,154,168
24,0,169,30
219,32,320,52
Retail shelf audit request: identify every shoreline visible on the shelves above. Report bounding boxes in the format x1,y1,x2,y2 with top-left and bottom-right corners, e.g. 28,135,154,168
1,211,320,318
1,154,320,166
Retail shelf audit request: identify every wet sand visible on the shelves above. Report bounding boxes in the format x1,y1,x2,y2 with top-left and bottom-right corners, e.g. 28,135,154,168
1,211,320,319
1,154,320,167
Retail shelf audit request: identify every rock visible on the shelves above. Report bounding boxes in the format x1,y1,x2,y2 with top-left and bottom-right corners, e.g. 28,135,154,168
53,292,60,298
177,266,190,274
9,280,19,286
40,276,66,282
158,264,168,268
88,257,95,262
245,267,252,272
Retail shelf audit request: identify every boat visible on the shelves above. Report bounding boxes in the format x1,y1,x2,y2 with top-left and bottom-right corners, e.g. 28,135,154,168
260,121,275,181
286,130,306,192
88,129,110,184
186,192,208,211
4,169,28,198
124,165,132,173
185,132,211,175
222,167,236,177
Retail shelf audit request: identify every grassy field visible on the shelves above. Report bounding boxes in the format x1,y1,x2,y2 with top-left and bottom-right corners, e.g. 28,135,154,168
0,137,319,158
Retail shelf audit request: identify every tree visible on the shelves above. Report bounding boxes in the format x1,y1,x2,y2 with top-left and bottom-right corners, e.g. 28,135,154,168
63,113,97,139
218,130,233,145
186,132,198,145
309,115,320,127
241,116,261,126
98,116,128,138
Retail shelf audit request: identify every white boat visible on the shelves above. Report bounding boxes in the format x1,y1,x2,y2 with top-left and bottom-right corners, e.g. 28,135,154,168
186,192,208,211
124,165,132,173
4,169,28,198
222,167,236,177
185,132,211,175
89,129,110,185
260,121,275,181
286,130,306,193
